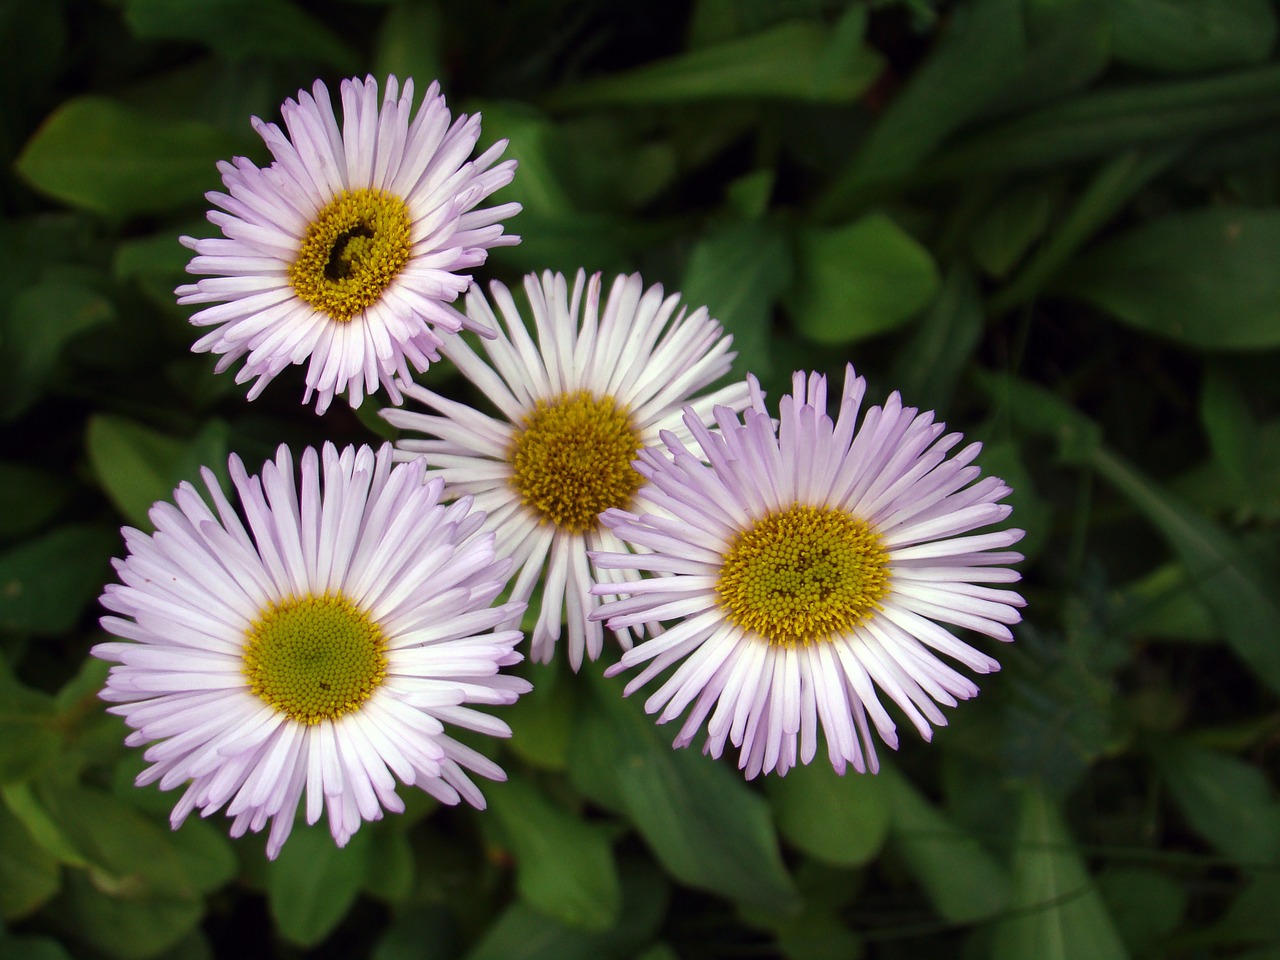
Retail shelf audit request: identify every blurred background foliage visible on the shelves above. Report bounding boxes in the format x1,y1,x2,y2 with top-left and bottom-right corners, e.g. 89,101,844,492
1,0,1279,957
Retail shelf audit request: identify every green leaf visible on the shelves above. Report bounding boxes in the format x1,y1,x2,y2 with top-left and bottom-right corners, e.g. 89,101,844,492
0,674,60,786
0,463,74,541
969,184,1054,279
1147,737,1280,864
15,96,249,218
0,794,60,919
773,907,864,960
1,783,88,869
882,763,1010,923
924,65,1280,180
0,525,116,635
266,825,372,947
1087,445,1280,698
122,0,356,69
1114,0,1276,73
546,20,882,108
681,221,793,379
890,266,985,413
1058,207,1280,350
765,760,889,868
487,775,621,931
372,905,459,960
374,2,444,88
0,280,114,418
574,670,799,912
991,787,1128,960
0,935,75,960
363,824,415,904
819,0,1023,214
1201,364,1258,487
788,215,939,344
1096,866,1187,956
37,782,207,960
503,662,576,771
87,416,229,529
465,862,669,960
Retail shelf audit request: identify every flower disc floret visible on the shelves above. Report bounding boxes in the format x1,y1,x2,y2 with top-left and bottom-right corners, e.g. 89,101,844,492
717,505,889,646
509,390,644,533
242,593,388,724
288,189,412,323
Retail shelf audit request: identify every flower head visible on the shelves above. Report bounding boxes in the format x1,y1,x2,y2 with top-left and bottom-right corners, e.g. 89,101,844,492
381,269,750,669
95,443,529,858
178,75,520,413
591,366,1025,778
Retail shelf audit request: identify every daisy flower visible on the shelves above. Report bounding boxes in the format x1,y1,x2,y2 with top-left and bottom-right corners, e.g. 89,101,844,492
591,365,1026,778
381,269,751,670
177,75,520,413
95,443,530,858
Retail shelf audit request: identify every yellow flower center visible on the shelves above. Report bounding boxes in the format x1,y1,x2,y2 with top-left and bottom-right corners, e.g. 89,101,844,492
242,592,388,724
508,390,644,533
716,504,891,646
288,188,412,323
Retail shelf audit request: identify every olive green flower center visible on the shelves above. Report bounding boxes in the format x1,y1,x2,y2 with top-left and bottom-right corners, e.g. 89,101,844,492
242,592,387,724
716,504,891,646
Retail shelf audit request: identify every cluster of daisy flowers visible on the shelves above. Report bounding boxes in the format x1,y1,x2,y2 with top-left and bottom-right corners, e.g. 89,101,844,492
96,73,1026,858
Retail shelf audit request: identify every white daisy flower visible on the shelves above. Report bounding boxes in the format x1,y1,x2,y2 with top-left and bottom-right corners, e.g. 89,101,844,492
95,442,530,858
177,75,520,413
591,365,1026,778
381,269,751,670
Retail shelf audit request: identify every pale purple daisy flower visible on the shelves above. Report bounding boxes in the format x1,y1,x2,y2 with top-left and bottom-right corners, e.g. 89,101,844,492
177,75,520,413
95,443,530,858
380,269,751,670
592,365,1025,778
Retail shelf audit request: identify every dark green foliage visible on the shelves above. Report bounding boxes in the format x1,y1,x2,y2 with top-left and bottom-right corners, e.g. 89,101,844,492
3,1,1279,957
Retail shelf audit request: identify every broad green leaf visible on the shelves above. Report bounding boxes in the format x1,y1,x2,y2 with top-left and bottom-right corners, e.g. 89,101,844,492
1087,446,1280,698
992,146,1183,312
167,817,236,896
765,760,889,868
789,215,938,344
1116,563,1217,644
1,783,88,869
37,782,206,959
774,907,864,960
819,0,1023,214
0,673,59,785
374,2,444,88
503,660,576,771
0,935,74,960
1096,866,1187,956
890,266,984,413
363,824,415,904
0,795,60,919
924,65,1280,180
372,905,459,960
87,416,229,529
0,280,113,418
1058,208,1280,350
487,775,621,930
266,825,372,947
1213,870,1280,948
882,763,1010,923
465,863,669,960
546,20,882,108
991,787,1127,960
1201,365,1258,487
0,525,116,636
0,463,74,541
15,97,248,218
122,0,356,69
969,184,1054,278
1147,737,1280,864
1114,0,1275,73
682,220,793,379
575,671,799,912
